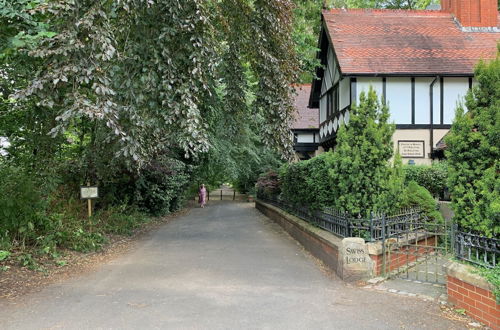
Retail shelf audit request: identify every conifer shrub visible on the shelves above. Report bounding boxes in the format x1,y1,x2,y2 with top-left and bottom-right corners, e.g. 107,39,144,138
445,54,500,237
277,88,441,223
401,181,443,222
328,87,401,217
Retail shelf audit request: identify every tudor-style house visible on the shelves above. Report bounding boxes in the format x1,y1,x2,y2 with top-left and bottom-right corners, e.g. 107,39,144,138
291,84,320,161
309,0,499,164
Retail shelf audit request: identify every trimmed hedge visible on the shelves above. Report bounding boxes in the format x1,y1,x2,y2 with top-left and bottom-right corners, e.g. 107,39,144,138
403,162,448,199
279,152,335,211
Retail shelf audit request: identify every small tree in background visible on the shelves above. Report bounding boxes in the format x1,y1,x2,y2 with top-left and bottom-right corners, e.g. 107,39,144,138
445,53,500,237
329,87,401,216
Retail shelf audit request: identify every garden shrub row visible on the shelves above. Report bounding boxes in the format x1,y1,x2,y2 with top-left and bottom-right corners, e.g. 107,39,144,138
258,88,442,222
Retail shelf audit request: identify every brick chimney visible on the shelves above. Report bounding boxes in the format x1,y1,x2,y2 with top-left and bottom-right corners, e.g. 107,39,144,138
441,0,498,28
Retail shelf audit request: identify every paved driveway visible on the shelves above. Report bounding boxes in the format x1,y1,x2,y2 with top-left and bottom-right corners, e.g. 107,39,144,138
0,202,464,329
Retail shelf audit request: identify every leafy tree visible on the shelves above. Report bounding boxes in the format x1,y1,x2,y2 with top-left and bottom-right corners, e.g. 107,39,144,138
292,0,323,83
0,0,299,253
7,0,298,167
445,53,500,237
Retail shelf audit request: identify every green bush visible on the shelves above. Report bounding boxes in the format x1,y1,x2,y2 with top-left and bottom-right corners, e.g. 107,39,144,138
134,156,191,216
96,205,151,236
67,229,107,253
403,162,448,198
0,164,48,247
328,88,399,217
277,89,441,223
401,181,443,222
279,152,335,210
445,54,500,237
478,265,500,304
256,170,281,199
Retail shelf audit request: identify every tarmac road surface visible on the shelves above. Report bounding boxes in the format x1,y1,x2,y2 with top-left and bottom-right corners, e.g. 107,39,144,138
0,202,465,329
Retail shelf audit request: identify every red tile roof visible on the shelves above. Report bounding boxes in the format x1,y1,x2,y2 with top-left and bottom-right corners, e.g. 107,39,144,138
292,84,319,129
323,9,500,75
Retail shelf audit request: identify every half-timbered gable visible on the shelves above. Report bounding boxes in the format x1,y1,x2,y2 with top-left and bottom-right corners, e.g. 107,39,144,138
309,0,499,163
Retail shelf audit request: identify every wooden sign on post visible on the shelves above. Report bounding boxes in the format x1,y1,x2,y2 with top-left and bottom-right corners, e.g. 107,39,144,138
80,184,99,218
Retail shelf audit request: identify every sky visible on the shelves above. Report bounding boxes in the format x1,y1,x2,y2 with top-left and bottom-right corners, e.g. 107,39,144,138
0,136,10,156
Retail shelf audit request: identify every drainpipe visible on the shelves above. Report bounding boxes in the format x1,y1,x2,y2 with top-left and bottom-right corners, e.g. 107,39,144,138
429,76,438,158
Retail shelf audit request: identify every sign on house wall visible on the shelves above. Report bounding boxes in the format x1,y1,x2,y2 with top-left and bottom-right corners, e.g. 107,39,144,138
398,140,425,158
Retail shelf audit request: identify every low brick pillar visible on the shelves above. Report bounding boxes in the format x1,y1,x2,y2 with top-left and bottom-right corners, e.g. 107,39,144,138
445,261,499,329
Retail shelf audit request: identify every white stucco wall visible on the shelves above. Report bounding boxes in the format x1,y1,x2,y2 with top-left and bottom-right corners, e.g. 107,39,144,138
414,77,432,124
357,77,383,103
339,78,350,110
320,95,327,123
443,77,469,124
386,77,412,124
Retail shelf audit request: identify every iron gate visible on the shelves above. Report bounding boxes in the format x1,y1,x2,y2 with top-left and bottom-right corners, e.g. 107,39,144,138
381,212,453,284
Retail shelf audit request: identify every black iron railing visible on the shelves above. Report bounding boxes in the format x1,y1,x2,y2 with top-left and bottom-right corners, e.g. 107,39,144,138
454,230,499,269
257,194,424,242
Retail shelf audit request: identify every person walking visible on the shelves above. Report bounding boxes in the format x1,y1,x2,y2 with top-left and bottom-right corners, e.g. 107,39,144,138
198,184,207,208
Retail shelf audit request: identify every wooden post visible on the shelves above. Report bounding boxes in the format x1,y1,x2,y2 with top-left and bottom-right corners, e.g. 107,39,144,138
87,182,92,218
233,190,235,201
220,189,222,200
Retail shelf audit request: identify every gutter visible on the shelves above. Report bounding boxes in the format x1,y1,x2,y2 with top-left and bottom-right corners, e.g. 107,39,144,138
429,76,439,157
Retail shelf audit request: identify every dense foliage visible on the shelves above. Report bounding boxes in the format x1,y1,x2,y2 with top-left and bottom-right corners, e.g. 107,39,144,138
0,0,297,262
275,88,441,223
445,54,500,237
403,162,448,199
256,170,281,199
279,152,335,211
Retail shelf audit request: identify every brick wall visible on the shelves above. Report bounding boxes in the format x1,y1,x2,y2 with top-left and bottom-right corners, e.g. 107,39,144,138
441,0,498,27
447,275,499,329
255,201,341,275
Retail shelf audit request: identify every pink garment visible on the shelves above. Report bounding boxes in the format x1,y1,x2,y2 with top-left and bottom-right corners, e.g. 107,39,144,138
198,187,207,207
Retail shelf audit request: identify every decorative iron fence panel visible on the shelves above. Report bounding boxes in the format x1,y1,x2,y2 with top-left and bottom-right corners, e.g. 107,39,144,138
256,194,423,242
454,230,499,269
257,194,499,283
